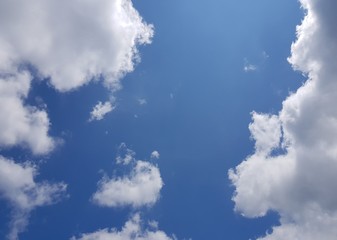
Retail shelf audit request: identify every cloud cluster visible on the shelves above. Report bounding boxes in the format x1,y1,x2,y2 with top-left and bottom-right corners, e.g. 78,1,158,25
93,145,163,208
229,0,337,239
0,156,67,240
82,146,173,239
71,214,174,240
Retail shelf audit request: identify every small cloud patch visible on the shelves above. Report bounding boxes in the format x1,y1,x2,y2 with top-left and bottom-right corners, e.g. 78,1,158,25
89,101,115,121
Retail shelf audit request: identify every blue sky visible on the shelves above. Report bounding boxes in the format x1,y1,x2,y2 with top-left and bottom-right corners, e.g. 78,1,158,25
1,0,337,240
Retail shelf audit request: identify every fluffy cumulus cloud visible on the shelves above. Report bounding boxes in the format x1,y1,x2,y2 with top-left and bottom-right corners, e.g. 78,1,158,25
71,213,174,240
229,0,337,239
89,101,115,122
92,145,163,208
93,160,163,208
0,72,54,154
84,146,172,239
0,156,67,240
0,0,153,151
0,0,153,92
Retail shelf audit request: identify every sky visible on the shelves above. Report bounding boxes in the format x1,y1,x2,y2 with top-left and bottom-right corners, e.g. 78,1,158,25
1,0,337,239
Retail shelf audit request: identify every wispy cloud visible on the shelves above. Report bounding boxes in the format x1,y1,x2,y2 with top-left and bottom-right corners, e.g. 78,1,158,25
243,51,270,73
138,98,148,105
243,64,258,72
243,58,258,72
116,143,136,165
262,51,269,60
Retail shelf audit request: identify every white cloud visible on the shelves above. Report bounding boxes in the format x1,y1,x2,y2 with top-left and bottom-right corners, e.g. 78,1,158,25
257,209,337,240
89,101,115,122
0,0,153,92
0,156,67,240
248,112,281,154
71,213,174,240
92,160,163,208
150,151,160,159
87,146,173,238
229,0,337,239
0,72,55,154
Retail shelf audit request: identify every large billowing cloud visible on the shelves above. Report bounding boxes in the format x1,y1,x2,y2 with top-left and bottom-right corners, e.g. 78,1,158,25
0,0,153,92
0,0,153,153
0,156,67,240
229,0,337,239
92,145,163,208
71,214,174,240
